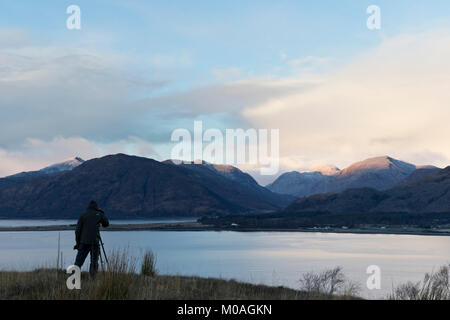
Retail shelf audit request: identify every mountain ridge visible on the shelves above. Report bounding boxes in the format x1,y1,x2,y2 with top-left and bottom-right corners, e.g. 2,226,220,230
5,157,85,179
0,154,292,218
267,156,439,198
285,165,450,214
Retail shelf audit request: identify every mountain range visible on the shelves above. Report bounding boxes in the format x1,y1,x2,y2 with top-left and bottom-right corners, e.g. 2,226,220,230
267,156,439,198
0,154,448,220
202,164,450,229
0,154,293,218
286,165,450,215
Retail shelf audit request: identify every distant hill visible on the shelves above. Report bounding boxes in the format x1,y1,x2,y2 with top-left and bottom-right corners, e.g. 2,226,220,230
163,160,259,188
267,156,439,198
397,166,440,186
0,154,293,219
201,166,450,229
285,166,450,214
163,160,291,207
0,157,85,190
266,171,334,198
7,157,84,179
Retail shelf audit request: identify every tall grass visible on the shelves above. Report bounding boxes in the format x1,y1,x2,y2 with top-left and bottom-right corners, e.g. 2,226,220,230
389,264,450,300
89,248,138,299
141,250,157,277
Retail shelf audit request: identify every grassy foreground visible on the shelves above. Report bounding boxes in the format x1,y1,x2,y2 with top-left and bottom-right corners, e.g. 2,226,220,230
0,250,358,300
0,270,360,300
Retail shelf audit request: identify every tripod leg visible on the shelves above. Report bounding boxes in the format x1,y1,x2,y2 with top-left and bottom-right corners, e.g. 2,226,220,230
100,240,109,266
98,245,104,272
97,233,109,270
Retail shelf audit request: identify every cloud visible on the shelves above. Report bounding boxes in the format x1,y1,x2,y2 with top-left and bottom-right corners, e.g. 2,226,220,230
2,26,450,180
241,29,450,170
136,28,450,174
0,29,171,175
211,67,242,81
0,136,159,177
0,34,165,147
147,52,193,69
288,56,332,71
137,78,320,120
0,29,29,49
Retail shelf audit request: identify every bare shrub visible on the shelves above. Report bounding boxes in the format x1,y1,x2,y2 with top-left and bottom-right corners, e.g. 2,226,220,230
299,266,360,297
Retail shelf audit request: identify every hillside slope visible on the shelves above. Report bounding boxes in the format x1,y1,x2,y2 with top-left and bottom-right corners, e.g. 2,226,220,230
285,166,450,214
0,154,291,218
268,156,437,198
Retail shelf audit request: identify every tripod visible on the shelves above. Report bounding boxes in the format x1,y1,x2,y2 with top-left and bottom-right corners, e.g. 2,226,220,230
98,232,109,271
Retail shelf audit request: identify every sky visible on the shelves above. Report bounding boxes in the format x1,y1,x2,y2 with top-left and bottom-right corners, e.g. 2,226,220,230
1,0,450,184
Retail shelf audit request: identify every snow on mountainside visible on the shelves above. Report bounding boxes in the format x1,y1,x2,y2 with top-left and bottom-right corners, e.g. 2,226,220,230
309,164,341,176
267,171,333,198
40,157,85,174
339,156,415,176
6,157,85,179
267,156,439,198
335,156,417,191
163,159,260,188
268,164,340,196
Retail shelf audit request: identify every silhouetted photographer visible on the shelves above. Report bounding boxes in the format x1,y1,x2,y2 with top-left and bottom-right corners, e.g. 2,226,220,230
74,200,109,278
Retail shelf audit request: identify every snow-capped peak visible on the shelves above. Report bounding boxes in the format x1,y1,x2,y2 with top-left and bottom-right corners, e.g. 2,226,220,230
309,164,341,176
340,156,416,176
40,157,85,174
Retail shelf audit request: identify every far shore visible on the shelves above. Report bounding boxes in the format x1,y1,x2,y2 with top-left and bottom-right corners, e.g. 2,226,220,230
0,221,449,237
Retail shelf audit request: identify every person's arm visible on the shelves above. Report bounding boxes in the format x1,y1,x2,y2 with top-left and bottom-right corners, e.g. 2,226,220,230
98,209,109,228
75,214,84,247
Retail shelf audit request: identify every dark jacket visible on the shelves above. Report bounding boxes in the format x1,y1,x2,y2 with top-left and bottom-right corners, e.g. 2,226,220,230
75,203,109,245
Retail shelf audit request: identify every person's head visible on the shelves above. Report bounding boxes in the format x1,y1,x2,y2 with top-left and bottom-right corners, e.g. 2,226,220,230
87,200,98,210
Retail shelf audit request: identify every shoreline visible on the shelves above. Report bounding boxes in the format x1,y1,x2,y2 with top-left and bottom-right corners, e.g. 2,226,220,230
0,221,449,237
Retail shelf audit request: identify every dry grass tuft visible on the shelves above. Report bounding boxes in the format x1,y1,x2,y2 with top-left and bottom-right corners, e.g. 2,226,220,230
140,250,157,277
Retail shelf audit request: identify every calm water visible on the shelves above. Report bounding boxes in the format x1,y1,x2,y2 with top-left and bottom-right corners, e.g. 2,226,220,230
0,218,196,227
0,227,449,299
